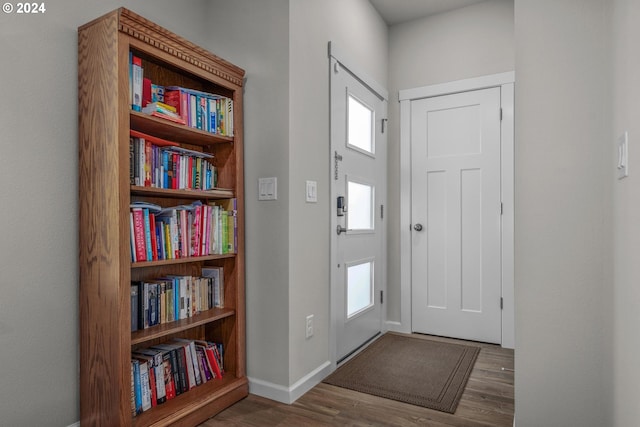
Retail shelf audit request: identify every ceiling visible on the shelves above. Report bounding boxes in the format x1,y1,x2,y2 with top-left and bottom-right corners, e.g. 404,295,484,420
369,0,488,25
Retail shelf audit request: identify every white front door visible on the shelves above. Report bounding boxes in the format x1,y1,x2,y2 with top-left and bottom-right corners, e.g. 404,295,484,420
330,57,387,363
411,87,502,344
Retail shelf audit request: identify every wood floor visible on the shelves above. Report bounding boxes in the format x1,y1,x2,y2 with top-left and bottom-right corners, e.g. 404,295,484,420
200,334,514,427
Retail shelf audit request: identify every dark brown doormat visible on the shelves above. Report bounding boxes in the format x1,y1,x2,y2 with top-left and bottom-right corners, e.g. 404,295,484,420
323,333,480,414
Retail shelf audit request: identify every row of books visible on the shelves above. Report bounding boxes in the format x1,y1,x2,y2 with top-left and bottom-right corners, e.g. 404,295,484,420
130,268,224,332
131,339,224,416
164,86,234,136
129,51,233,135
130,199,237,263
129,133,218,190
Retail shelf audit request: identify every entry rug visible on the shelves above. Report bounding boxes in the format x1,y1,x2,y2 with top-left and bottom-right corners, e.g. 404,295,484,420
323,333,480,414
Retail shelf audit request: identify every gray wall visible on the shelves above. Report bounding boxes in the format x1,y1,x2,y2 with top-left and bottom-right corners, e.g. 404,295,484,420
287,0,388,385
514,0,611,425
611,0,640,425
204,0,293,387
0,2,209,425
387,0,515,323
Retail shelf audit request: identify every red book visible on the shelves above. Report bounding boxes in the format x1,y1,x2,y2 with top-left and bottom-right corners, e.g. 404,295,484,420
172,153,179,189
132,208,146,262
130,130,179,148
142,77,152,107
148,364,157,407
160,352,176,400
150,111,187,125
149,213,158,261
194,340,222,379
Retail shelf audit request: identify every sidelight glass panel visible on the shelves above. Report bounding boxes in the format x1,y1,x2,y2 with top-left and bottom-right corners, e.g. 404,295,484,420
348,94,374,154
347,180,374,230
347,261,374,317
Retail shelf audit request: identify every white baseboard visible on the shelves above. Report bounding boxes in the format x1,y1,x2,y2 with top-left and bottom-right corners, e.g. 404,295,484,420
385,320,410,334
248,360,332,404
67,423,80,427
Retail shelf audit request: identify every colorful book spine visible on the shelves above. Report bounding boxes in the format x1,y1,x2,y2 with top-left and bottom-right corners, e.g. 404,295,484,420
132,208,146,262
132,55,143,112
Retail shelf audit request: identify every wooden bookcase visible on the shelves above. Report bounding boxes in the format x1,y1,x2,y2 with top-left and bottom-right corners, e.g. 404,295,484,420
78,8,247,426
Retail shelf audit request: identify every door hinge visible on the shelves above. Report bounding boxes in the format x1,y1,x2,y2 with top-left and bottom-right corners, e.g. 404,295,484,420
381,204,384,219
380,290,384,304
381,118,388,134
500,202,504,215
500,297,504,310
500,108,503,121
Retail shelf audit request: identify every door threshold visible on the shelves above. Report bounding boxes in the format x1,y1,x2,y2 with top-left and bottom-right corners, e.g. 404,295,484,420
337,332,381,366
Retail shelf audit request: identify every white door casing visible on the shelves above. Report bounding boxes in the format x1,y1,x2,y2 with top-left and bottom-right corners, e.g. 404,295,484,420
395,72,515,349
329,46,388,364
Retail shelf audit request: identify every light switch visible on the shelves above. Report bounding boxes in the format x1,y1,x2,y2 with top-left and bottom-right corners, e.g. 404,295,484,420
259,177,277,200
306,180,317,203
617,132,629,180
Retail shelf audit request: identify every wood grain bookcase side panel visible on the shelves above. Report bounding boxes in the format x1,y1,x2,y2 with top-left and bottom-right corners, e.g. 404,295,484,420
78,10,132,426
79,8,247,426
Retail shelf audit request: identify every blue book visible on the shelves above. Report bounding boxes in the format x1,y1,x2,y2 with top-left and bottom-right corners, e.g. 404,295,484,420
132,359,142,414
162,150,169,189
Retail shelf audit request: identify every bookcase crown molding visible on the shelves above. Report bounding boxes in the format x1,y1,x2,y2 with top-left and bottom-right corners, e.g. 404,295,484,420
118,8,245,87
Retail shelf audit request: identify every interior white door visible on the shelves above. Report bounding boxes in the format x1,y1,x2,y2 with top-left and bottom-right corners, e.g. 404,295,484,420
331,58,387,362
411,87,502,344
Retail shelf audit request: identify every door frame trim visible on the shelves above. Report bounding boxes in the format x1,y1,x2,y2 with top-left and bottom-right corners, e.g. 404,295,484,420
393,72,515,349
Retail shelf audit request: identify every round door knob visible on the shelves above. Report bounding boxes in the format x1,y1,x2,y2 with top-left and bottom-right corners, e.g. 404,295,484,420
414,223,423,231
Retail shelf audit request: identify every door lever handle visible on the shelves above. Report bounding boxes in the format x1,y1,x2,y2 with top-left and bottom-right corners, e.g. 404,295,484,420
337,225,347,235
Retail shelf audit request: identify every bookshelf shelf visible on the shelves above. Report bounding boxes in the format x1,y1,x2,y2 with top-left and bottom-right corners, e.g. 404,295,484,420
131,186,235,200
79,8,246,426
131,253,236,269
132,374,246,427
130,111,234,147
131,307,236,346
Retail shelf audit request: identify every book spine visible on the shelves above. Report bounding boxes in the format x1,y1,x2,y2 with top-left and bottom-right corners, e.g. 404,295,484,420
142,77,152,108
131,284,139,332
142,282,149,329
132,359,142,414
143,209,153,262
130,361,136,416
149,214,158,261
161,352,176,399
132,55,143,112
138,360,151,411
132,208,146,262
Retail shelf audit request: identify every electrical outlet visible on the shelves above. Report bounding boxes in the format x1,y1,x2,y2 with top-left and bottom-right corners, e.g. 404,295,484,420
305,314,314,339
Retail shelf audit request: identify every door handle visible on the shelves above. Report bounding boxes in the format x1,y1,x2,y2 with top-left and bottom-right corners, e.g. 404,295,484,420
337,225,347,235
413,223,423,231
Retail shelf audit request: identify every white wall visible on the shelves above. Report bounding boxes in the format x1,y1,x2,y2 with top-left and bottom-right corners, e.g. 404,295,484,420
0,2,209,425
611,0,640,425
387,0,515,324
514,0,611,425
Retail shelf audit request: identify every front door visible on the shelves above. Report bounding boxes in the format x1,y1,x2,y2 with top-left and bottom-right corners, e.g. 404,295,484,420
330,57,387,362
411,87,502,344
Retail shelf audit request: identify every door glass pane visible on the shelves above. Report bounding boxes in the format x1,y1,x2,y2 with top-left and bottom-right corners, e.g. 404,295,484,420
347,261,373,317
348,180,374,230
348,95,374,154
